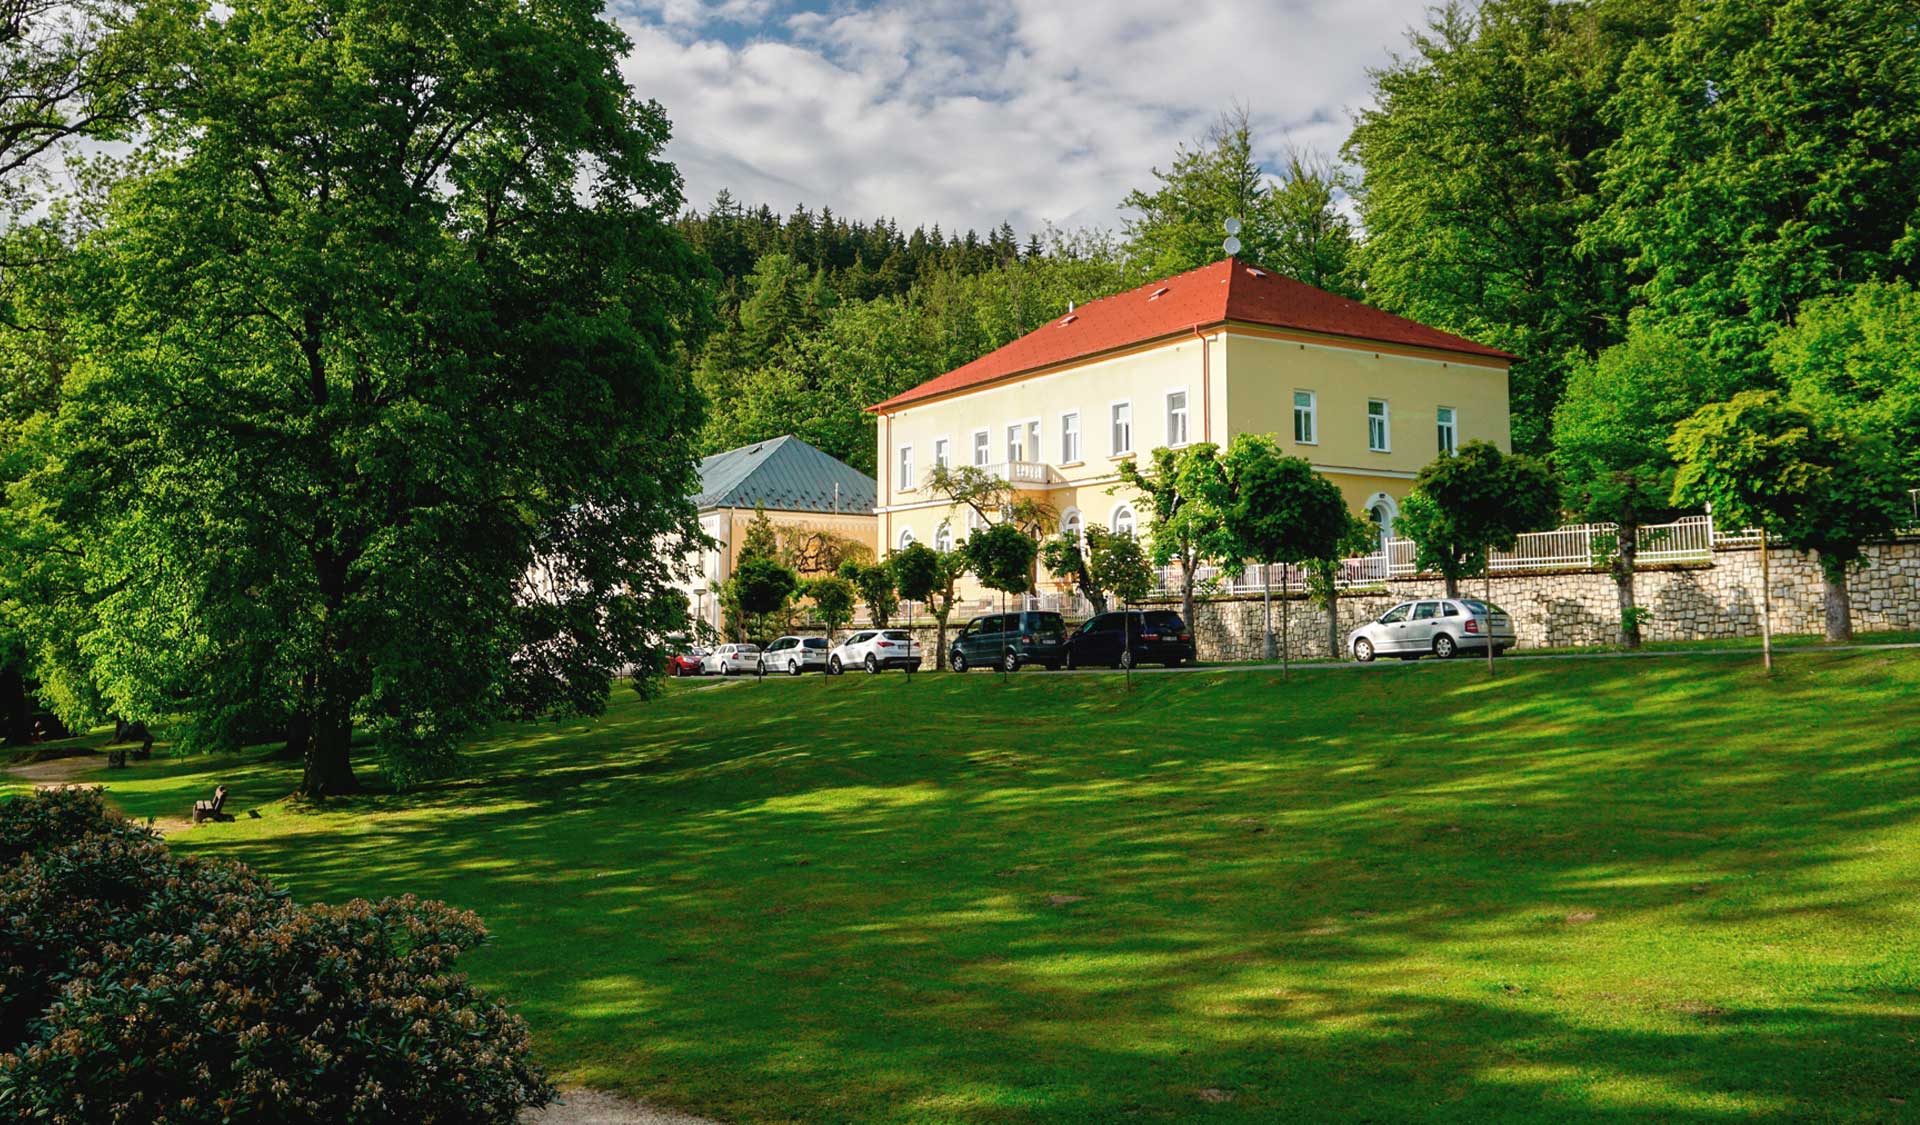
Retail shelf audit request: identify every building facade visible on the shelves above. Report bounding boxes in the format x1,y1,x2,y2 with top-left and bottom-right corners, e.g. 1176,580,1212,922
676,435,878,633
867,258,1513,601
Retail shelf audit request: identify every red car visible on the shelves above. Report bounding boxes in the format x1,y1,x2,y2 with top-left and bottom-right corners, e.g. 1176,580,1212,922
668,648,709,677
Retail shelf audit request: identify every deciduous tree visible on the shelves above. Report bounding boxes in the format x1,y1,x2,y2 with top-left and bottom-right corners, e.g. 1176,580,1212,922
1397,441,1560,601
25,0,709,794
1118,444,1232,633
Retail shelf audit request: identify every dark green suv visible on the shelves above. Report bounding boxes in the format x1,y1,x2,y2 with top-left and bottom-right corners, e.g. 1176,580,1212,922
949,611,1069,672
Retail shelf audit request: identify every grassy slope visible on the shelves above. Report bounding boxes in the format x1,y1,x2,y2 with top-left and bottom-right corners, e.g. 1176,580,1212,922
19,653,1920,1123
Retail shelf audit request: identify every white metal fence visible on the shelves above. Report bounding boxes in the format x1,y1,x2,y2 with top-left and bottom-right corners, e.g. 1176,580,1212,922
1151,493,1920,597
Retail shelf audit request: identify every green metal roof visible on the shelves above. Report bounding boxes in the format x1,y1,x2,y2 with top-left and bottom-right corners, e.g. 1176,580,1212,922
693,435,877,515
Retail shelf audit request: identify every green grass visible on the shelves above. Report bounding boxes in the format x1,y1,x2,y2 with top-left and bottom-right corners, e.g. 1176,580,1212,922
16,653,1920,1122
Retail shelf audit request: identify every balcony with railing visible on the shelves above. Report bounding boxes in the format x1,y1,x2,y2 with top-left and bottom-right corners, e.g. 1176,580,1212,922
979,460,1064,488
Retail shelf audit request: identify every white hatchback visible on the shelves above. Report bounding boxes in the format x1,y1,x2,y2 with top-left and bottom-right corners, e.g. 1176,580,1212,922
761,635,831,675
1348,598,1515,661
701,643,762,676
828,629,923,674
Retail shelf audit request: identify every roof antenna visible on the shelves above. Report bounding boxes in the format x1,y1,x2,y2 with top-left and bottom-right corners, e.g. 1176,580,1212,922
1223,217,1242,258
1068,299,1075,313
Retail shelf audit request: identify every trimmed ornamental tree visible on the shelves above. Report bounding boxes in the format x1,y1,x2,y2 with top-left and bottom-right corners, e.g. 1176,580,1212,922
1553,324,1734,647
1305,509,1379,661
838,561,898,628
1040,525,1108,615
729,556,799,643
1118,443,1233,632
964,521,1039,674
1671,391,1905,663
807,575,856,642
1219,434,1353,672
1396,441,1560,600
889,539,967,671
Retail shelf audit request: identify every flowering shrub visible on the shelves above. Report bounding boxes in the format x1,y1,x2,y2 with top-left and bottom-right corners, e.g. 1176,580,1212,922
0,785,151,863
0,789,553,1123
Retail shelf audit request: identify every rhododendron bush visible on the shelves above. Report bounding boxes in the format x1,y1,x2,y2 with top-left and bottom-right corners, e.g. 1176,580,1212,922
0,788,553,1123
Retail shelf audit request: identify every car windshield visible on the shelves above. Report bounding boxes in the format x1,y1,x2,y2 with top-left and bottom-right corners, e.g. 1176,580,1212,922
737,644,759,653
882,630,911,642
1024,613,1064,632
1459,600,1506,615
1380,605,1410,624
803,638,828,649
1143,611,1184,631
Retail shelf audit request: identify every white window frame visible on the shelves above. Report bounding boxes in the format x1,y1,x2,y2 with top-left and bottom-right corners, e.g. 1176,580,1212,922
1060,507,1084,549
934,523,953,553
1110,400,1133,456
1110,502,1137,538
1060,410,1082,464
1293,389,1318,446
898,444,915,491
898,527,916,549
1437,406,1458,454
1367,399,1390,453
972,428,991,467
932,435,951,471
1005,416,1039,465
1165,387,1190,448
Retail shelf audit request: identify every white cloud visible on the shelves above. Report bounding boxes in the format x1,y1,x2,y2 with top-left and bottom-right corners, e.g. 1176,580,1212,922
615,0,1430,235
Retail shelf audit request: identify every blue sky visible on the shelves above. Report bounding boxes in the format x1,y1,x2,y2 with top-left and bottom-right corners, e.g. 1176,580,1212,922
611,0,1434,235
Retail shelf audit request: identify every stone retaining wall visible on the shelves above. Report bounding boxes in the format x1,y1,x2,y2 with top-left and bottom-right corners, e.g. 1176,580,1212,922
1151,538,1920,662
775,539,1919,664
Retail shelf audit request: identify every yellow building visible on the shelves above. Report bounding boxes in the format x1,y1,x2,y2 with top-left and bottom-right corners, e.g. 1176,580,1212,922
866,257,1513,599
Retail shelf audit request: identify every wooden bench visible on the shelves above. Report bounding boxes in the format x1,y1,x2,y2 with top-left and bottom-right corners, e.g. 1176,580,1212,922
192,785,231,825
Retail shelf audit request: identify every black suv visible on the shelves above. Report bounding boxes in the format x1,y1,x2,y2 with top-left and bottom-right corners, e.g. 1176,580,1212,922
949,611,1069,672
1064,610,1195,669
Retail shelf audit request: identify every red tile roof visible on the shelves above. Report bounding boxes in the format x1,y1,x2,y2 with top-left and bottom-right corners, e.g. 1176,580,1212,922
867,258,1515,413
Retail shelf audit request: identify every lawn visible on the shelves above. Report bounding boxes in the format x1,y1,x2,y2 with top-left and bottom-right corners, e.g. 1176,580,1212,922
15,652,1920,1122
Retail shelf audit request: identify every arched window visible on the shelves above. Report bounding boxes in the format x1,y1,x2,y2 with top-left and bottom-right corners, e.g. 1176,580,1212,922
966,508,985,536
1111,503,1136,538
934,524,953,553
898,527,916,550
1061,508,1084,548
1365,492,1399,552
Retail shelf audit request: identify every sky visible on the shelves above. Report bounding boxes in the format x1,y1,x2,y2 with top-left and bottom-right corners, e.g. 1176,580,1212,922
612,0,1435,236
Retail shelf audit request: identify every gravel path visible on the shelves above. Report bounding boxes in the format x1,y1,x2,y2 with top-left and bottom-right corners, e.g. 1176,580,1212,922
523,1090,720,1125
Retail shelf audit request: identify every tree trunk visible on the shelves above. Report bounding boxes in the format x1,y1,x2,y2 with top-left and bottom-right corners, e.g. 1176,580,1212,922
1181,558,1197,638
0,664,32,746
1261,566,1275,662
1280,566,1290,679
1819,553,1853,643
300,695,358,797
935,610,950,671
1759,533,1773,673
1615,521,1640,649
1443,569,1459,599
1325,581,1341,661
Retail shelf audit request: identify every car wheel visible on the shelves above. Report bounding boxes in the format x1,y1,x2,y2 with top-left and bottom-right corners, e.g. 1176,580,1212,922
1064,649,1077,671
1166,657,1184,668
1002,651,1021,673
865,653,880,675
788,659,801,676
950,651,968,673
1118,649,1137,671
1433,634,1457,660
829,656,842,675
1353,638,1375,663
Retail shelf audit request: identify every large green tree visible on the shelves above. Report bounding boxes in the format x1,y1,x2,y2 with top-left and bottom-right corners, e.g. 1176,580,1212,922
1346,0,1669,452
1769,282,1920,487
1552,323,1734,646
22,0,708,794
1218,434,1352,670
1123,106,1358,294
1596,0,1920,378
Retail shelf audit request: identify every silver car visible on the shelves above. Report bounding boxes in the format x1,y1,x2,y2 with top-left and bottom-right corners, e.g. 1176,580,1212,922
1349,598,1515,662
760,635,830,675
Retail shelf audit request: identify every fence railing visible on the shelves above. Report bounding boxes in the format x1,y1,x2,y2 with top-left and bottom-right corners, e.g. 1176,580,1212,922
1149,498,1918,597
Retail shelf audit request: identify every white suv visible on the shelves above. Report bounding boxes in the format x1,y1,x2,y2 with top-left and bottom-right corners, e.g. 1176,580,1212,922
761,635,830,675
828,629,923,674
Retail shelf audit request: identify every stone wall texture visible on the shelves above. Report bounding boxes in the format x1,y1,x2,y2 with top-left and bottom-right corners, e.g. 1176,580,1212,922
1153,538,1920,663
780,539,1920,664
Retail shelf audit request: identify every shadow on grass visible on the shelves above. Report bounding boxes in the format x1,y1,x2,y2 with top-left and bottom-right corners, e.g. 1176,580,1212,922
58,653,1920,1121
